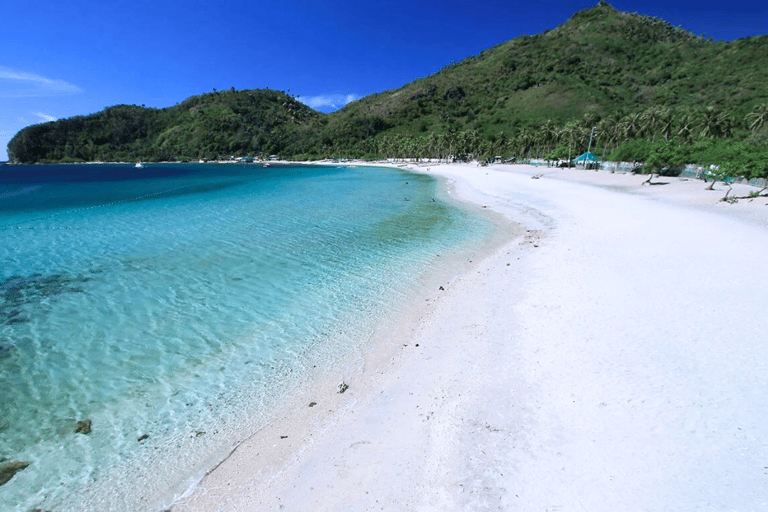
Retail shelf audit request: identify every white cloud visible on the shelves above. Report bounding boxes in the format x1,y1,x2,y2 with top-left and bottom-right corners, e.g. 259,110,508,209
297,93,361,111
0,66,82,97
33,112,57,122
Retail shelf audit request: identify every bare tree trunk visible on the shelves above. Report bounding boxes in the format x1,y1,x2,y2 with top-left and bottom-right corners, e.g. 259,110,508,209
722,184,734,201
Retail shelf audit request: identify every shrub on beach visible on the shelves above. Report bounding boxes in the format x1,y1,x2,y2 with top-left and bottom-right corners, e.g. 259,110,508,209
608,140,654,167
645,140,691,176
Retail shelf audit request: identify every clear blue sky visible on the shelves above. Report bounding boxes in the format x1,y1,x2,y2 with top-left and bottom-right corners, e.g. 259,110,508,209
2,0,766,161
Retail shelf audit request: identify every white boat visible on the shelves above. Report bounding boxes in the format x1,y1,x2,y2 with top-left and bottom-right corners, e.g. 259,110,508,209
135,162,144,168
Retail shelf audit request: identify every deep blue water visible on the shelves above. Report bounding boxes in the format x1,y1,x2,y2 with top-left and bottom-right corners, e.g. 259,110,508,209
0,163,493,510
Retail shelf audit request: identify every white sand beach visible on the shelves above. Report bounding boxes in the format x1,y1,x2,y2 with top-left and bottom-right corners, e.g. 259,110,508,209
174,163,768,511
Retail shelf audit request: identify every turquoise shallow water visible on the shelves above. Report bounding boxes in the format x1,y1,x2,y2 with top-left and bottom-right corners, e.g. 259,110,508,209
0,163,494,510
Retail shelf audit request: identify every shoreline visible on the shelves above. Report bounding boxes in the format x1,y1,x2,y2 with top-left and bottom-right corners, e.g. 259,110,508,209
157,162,520,510
1,161,503,511
162,162,523,510
175,163,768,511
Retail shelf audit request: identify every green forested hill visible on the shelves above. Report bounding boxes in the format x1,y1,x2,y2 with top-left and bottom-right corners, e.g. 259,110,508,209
324,2,768,155
7,2,768,169
7,88,322,163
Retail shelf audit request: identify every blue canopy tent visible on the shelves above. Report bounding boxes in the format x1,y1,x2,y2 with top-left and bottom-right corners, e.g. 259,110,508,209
573,151,600,169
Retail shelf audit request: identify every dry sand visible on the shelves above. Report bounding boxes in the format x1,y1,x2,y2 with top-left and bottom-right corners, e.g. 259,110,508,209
174,163,768,511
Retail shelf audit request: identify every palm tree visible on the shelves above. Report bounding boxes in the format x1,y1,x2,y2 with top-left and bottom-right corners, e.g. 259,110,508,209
676,110,695,143
746,102,768,133
443,131,458,162
657,107,674,141
582,112,600,132
494,130,509,159
698,106,732,139
541,120,557,155
595,117,616,157
719,110,733,139
561,121,580,162
576,122,593,154
515,127,535,160
597,116,623,155
454,130,481,161
640,107,661,141
425,132,439,161
441,132,455,162
620,112,643,140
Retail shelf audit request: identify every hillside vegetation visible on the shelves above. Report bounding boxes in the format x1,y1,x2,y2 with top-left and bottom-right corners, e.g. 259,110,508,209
7,89,322,163
7,2,768,177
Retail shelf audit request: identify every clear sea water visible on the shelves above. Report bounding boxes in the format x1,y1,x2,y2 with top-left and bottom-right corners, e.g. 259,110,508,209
0,163,495,510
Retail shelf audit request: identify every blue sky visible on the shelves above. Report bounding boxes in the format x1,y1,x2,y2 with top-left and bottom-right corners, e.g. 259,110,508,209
2,0,766,161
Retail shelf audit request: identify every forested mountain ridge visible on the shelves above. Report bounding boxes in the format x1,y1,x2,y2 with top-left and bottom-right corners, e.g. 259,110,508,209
7,2,768,169
324,2,768,150
7,88,322,163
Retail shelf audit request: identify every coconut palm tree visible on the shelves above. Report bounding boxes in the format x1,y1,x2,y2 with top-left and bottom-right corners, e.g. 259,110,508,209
698,106,732,139
657,107,674,141
746,102,768,133
640,107,661,141
515,127,535,160
596,116,621,156
426,132,441,161
561,121,580,162
676,110,695,143
540,120,557,155
494,130,509,158
582,112,600,133
620,112,643,140
442,131,459,162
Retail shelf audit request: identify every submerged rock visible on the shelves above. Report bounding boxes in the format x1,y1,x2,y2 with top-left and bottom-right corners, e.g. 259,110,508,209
0,460,30,486
0,341,13,360
74,419,92,434
0,272,90,327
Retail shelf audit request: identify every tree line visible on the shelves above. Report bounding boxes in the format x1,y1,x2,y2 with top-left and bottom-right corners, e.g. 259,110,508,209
314,102,768,180
7,3,768,179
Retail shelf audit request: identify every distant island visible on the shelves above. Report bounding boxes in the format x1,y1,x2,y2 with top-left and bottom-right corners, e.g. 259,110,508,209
7,2,768,179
